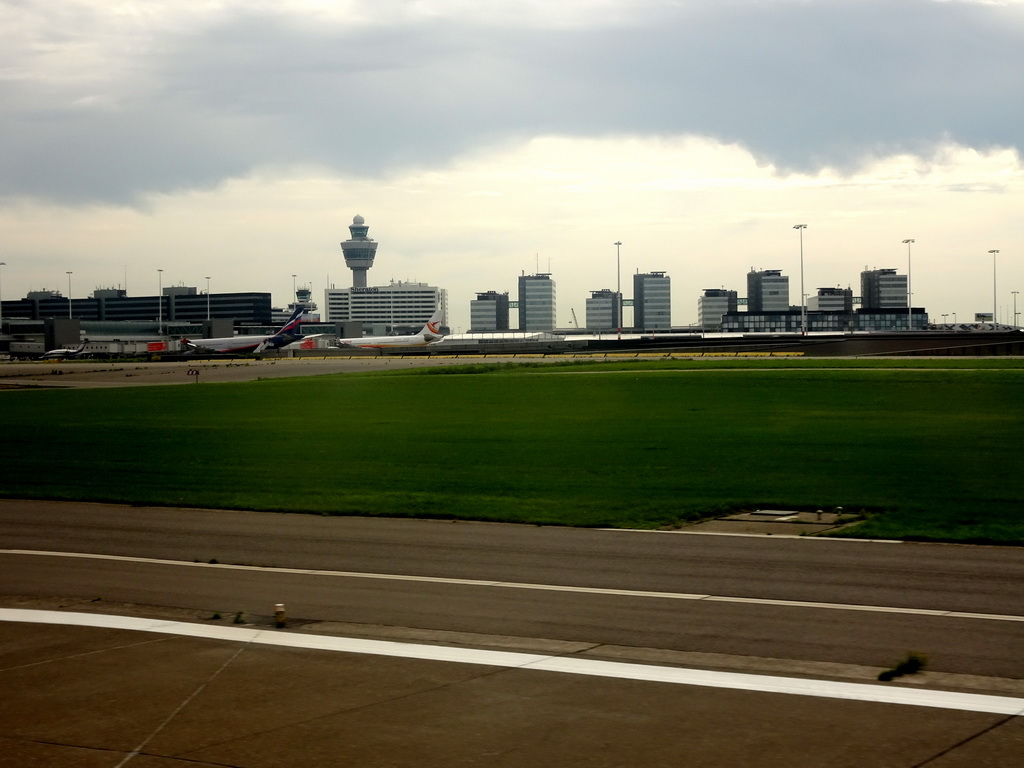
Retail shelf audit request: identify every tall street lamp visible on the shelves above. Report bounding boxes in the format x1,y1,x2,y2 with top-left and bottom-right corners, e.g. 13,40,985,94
614,241,622,338
942,313,948,325
793,225,807,335
0,261,6,332
66,271,73,319
902,239,915,331
1013,290,1019,328
205,276,211,320
988,249,999,326
157,268,163,334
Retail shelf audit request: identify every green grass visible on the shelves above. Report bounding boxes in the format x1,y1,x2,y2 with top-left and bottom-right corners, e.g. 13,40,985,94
2,361,1022,543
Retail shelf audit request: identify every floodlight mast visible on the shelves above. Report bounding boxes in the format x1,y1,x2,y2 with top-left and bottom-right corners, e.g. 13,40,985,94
614,241,622,339
157,268,163,334
1,262,7,331
793,225,807,335
903,239,915,331
989,250,1000,326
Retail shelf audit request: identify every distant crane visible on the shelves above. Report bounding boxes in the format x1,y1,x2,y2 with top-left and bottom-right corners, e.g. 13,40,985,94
570,308,579,329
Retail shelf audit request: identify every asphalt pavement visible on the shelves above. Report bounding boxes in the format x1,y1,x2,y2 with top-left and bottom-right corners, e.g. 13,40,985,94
2,500,1023,766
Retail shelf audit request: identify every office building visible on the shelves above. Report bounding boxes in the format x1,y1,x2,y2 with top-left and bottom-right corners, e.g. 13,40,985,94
470,291,511,332
0,289,273,325
698,289,738,330
721,310,803,333
857,308,928,331
808,287,854,313
323,281,447,333
585,289,621,331
861,269,907,309
518,273,556,331
747,269,790,312
633,271,671,331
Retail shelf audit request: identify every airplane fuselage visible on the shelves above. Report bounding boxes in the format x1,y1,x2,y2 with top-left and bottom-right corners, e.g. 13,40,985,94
186,335,289,355
182,306,307,355
339,334,438,350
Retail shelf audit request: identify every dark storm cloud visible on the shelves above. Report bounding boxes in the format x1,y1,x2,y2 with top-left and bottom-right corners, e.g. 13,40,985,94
1,0,1021,205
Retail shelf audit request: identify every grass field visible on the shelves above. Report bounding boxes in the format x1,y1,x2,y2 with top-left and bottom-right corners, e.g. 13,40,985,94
2,359,1022,543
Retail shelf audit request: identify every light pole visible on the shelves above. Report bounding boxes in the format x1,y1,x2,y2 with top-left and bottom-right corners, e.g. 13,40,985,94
66,271,73,319
205,276,211,320
0,261,5,332
157,268,163,334
793,225,807,335
614,241,622,338
988,250,999,326
942,313,948,326
1013,291,1019,328
902,239,914,330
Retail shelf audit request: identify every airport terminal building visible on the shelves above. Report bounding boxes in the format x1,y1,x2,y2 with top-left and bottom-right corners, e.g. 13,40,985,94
1,288,273,325
323,281,447,334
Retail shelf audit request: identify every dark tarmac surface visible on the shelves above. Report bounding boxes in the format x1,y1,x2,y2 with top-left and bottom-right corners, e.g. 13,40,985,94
2,498,1023,766
2,615,1023,768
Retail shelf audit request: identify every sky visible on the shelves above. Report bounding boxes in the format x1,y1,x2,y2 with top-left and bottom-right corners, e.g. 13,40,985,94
2,0,1023,331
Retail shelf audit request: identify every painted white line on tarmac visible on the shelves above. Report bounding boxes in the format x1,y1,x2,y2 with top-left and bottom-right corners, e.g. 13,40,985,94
4,549,1023,623
2,608,1023,716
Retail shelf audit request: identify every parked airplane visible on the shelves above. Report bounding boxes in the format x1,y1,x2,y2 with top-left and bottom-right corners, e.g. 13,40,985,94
182,306,307,355
335,309,445,350
39,343,87,360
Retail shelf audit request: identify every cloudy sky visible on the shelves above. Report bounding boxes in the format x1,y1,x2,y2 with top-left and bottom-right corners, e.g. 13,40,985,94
2,0,1023,330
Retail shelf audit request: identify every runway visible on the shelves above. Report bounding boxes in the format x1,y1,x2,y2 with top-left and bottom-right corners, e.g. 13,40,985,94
1,499,1022,765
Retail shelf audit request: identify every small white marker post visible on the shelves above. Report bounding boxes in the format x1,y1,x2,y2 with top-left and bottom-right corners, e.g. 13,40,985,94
274,603,286,628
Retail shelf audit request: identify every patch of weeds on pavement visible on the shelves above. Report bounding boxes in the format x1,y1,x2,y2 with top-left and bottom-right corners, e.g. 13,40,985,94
878,651,927,682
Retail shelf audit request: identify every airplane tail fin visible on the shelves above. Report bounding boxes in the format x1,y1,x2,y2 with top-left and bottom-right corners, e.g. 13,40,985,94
419,308,444,340
274,306,307,339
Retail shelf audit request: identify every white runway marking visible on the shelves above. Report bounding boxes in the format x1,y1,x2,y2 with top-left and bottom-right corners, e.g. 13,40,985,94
2,608,1023,716
4,548,1023,623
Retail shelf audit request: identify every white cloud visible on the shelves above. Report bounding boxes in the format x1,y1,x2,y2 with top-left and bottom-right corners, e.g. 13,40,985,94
3,135,1021,329
1,1,1022,331
2,0,1022,204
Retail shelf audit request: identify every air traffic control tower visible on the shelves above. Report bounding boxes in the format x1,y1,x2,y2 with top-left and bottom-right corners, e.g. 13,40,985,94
340,214,378,288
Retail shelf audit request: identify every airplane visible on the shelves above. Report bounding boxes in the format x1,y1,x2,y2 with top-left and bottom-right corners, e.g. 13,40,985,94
39,342,87,360
182,306,308,355
335,308,445,351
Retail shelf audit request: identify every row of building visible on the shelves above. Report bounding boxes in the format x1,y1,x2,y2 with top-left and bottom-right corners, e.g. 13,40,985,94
465,266,925,334
0,215,932,344
325,214,930,334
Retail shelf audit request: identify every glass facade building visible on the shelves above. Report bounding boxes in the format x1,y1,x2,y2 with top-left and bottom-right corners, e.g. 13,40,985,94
747,269,790,312
861,269,908,309
323,281,447,333
698,288,738,330
633,272,671,331
470,291,511,332
518,273,556,331
0,291,273,325
585,289,621,331
808,287,854,312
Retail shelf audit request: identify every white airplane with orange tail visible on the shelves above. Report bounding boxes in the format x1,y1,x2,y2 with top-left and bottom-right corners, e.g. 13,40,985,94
335,308,445,350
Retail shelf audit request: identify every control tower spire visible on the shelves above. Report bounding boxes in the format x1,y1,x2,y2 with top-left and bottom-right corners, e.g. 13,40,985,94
340,214,378,288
